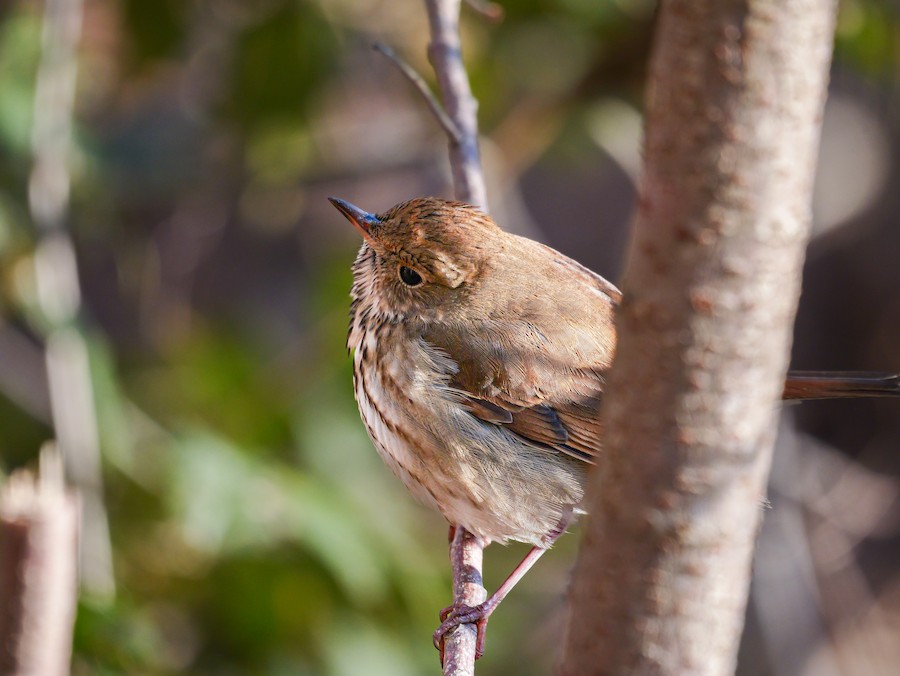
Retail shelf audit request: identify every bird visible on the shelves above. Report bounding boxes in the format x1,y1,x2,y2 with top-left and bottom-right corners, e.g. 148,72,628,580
329,195,900,659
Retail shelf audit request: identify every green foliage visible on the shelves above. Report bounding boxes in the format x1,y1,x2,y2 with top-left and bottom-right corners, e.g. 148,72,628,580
120,0,184,67
0,9,40,159
835,0,897,77
230,2,339,128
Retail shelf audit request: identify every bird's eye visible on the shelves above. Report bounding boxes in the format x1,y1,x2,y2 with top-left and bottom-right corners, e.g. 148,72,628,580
398,266,423,287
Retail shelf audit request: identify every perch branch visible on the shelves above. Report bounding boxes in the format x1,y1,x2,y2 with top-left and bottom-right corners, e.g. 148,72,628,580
409,0,490,672
440,527,487,674
372,1,491,668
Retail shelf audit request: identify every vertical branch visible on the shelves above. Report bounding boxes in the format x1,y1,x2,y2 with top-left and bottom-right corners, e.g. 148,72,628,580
0,448,79,676
29,0,115,599
420,1,488,673
561,0,837,673
424,0,488,211
378,2,489,669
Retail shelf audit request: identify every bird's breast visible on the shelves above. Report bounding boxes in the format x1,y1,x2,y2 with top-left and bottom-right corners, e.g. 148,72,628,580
348,313,586,546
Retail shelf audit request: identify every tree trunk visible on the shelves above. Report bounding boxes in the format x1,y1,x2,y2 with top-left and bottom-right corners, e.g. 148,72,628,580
560,1,837,674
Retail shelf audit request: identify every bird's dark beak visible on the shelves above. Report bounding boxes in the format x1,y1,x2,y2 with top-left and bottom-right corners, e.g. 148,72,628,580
329,197,380,244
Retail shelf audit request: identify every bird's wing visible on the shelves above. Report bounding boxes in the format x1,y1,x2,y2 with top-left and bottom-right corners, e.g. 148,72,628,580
420,234,618,464
452,372,607,465
423,286,614,464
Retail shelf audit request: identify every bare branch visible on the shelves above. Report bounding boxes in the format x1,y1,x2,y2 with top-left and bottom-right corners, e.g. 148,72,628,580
440,528,487,675
415,1,490,672
424,0,488,210
372,42,462,144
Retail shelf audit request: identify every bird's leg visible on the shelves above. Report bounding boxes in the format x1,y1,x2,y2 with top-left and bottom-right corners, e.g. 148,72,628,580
434,518,569,660
435,544,547,659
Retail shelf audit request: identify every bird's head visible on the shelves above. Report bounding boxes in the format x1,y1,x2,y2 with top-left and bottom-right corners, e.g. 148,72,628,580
330,196,499,320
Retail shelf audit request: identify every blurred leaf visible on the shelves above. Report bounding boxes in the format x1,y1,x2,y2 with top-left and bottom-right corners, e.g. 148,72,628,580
120,0,184,68
230,2,338,127
169,430,390,604
322,614,421,676
132,325,294,450
835,1,896,76
246,120,315,185
494,17,595,97
73,598,183,674
0,392,50,471
0,8,40,159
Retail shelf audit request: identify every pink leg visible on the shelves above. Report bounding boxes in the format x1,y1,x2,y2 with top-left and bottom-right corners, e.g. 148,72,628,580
433,518,569,660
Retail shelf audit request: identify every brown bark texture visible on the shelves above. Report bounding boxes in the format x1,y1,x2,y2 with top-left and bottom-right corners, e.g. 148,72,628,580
561,1,838,674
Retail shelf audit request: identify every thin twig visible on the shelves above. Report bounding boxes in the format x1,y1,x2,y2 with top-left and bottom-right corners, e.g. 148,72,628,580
373,42,462,144
424,0,488,210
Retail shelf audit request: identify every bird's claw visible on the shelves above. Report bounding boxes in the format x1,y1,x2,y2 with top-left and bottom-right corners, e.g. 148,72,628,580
438,603,458,623
434,602,491,662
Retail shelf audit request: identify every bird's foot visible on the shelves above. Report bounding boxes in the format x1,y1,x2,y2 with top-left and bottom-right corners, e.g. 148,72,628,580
433,599,496,661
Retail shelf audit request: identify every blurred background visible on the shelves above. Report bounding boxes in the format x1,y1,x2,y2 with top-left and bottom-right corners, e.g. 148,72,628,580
0,0,898,674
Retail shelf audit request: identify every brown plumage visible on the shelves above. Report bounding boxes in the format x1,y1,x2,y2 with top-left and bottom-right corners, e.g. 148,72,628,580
338,196,621,547
330,195,900,657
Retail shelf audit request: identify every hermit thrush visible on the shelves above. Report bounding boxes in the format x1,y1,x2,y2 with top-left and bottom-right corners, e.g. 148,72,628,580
329,195,900,658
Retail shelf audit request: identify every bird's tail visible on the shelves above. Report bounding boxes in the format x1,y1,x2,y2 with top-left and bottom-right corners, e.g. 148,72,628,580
783,371,900,400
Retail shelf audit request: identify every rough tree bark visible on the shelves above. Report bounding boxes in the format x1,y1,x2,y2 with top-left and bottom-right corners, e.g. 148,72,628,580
561,1,837,674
